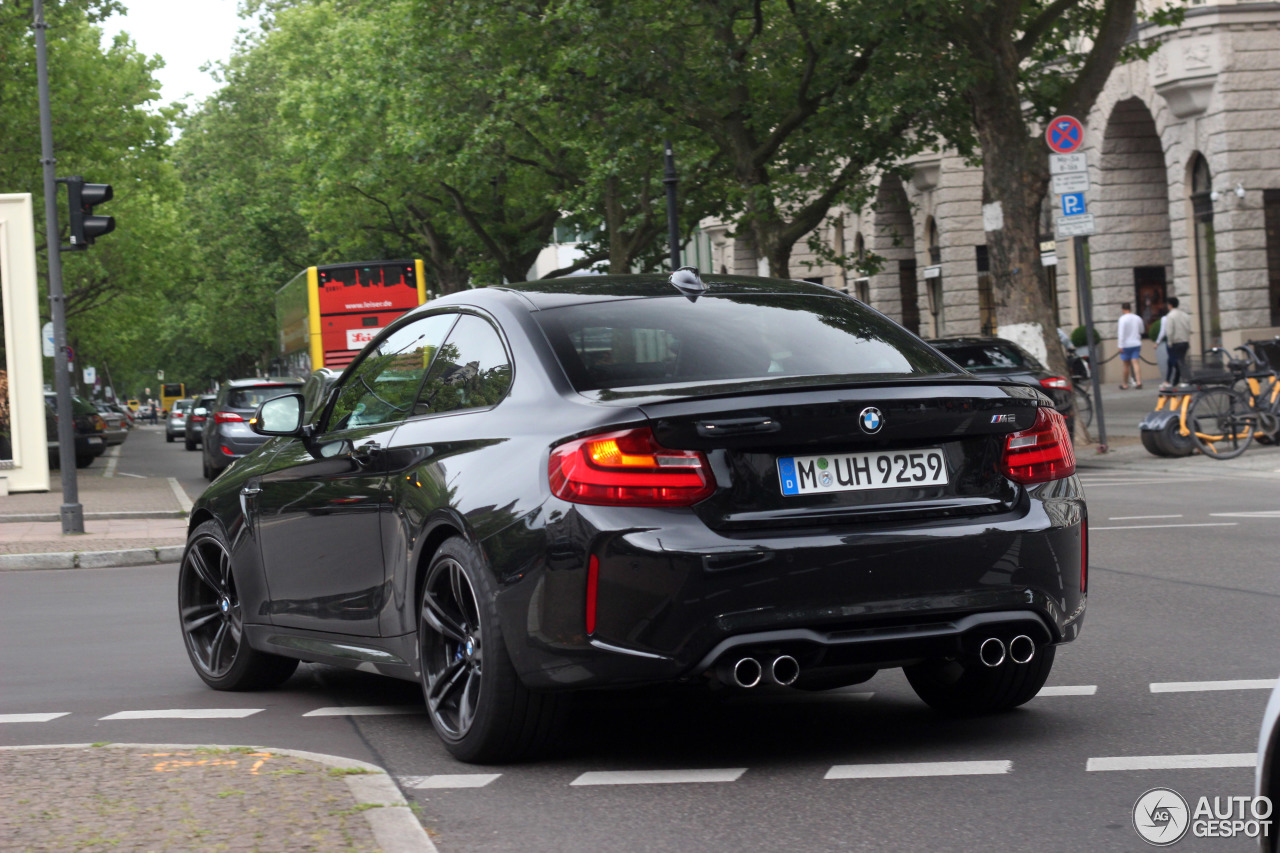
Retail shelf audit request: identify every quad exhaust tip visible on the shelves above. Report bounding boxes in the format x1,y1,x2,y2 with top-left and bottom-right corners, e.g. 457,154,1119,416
978,637,1006,668
731,657,762,688
769,655,800,687
1008,635,1036,665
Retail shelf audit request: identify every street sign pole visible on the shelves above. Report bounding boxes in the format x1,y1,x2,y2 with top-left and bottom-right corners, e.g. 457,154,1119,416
1073,236,1108,452
33,0,83,533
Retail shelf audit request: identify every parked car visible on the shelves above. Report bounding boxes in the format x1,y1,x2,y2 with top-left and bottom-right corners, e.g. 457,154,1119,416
179,272,1085,763
184,394,217,452
44,393,108,469
1259,678,1280,853
93,402,130,446
927,336,1075,434
166,398,193,443
200,378,303,480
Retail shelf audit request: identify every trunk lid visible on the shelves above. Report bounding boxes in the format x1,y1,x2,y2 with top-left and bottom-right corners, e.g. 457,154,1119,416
640,379,1045,531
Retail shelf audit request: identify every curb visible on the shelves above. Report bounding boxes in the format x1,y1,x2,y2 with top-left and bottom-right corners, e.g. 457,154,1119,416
0,545,185,571
0,743,438,853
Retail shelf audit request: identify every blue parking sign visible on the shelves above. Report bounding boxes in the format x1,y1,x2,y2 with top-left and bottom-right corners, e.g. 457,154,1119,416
1061,192,1087,217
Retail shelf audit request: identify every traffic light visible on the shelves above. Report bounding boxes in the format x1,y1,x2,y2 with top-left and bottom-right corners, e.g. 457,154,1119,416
62,176,115,249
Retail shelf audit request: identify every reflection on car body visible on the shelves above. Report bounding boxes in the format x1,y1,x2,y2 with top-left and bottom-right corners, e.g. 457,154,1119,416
179,272,1087,764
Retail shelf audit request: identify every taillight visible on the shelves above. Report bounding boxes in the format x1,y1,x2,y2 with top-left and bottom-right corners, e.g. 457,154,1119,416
91,414,106,431
1001,407,1076,484
1039,376,1070,390
214,411,243,424
549,427,716,506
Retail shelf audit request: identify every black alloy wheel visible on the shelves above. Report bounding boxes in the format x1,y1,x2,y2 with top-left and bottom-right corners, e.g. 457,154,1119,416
178,521,297,690
418,538,562,763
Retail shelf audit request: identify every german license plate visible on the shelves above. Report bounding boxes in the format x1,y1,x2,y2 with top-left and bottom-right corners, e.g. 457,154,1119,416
778,449,948,496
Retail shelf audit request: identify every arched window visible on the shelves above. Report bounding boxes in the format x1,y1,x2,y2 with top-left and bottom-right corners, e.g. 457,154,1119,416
1189,153,1221,351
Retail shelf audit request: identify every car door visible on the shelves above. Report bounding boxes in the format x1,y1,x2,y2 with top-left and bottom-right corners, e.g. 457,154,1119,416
253,312,459,636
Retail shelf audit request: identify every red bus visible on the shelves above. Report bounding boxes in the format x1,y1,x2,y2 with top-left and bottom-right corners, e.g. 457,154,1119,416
276,259,428,376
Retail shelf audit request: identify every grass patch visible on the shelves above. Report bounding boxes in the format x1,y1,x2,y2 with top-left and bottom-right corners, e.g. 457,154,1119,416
328,767,373,777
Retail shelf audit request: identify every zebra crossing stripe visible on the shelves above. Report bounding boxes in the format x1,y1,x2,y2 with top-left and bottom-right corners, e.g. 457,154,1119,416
400,774,501,789
570,768,747,786
0,713,70,723
825,760,1011,780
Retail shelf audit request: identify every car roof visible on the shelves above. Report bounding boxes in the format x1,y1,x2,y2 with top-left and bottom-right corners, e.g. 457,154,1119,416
484,273,841,310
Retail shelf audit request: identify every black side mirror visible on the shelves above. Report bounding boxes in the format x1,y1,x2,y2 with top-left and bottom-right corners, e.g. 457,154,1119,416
251,393,306,436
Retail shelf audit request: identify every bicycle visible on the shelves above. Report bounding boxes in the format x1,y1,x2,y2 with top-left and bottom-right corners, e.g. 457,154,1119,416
1181,342,1280,459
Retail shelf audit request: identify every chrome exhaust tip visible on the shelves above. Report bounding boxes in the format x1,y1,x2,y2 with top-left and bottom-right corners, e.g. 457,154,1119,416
1008,635,1036,665
978,637,1006,668
731,657,762,688
770,655,800,687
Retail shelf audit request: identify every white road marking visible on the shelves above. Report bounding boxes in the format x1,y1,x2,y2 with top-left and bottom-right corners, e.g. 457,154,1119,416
570,768,747,786
1107,515,1182,521
1210,511,1280,518
99,708,263,720
0,713,70,723
825,760,1011,780
1150,679,1277,693
103,448,119,478
1037,685,1097,696
1079,478,1199,487
304,706,425,717
400,774,501,789
1091,523,1237,531
167,477,193,513
116,472,146,479
1087,754,1256,772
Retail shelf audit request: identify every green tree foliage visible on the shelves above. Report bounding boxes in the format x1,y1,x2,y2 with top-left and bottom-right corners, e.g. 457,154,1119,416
1,0,183,397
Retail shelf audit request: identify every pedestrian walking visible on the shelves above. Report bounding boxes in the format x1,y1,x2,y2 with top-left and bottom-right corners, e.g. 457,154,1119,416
1155,296,1192,389
1116,302,1145,389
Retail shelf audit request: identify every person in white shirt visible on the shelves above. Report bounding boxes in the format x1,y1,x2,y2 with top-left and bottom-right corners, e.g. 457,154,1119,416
1116,302,1145,389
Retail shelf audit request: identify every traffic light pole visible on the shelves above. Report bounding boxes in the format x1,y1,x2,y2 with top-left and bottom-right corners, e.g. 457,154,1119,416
33,0,84,533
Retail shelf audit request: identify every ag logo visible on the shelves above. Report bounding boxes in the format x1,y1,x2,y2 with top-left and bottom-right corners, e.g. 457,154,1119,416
1133,787,1190,846
859,407,883,434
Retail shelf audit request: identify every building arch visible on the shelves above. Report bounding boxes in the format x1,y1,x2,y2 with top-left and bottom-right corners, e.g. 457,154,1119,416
870,177,919,334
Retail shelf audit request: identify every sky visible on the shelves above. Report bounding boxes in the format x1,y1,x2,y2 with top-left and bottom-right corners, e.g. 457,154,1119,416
98,0,253,107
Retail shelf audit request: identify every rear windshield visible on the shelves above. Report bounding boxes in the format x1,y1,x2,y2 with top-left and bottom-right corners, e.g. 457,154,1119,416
933,343,1040,373
535,294,956,392
225,385,300,409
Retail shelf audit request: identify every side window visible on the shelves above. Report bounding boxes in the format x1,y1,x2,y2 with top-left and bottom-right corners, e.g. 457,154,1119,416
327,313,457,431
416,314,512,416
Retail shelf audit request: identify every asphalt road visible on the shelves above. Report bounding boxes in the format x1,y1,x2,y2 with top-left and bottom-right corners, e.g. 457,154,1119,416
3,429,1278,852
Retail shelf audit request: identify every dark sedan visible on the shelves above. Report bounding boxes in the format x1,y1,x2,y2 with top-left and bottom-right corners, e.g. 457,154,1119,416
45,393,108,469
928,336,1075,432
179,272,1086,763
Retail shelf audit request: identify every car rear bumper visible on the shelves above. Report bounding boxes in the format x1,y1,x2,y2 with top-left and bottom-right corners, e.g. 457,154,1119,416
492,480,1086,690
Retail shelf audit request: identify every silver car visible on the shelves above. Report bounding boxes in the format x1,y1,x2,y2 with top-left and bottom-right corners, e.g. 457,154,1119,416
93,402,130,446
166,398,193,443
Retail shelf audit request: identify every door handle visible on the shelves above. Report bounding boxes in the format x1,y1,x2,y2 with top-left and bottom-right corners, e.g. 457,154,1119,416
239,486,261,497
352,440,383,464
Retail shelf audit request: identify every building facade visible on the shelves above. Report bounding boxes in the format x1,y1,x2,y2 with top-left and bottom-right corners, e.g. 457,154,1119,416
699,0,1280,381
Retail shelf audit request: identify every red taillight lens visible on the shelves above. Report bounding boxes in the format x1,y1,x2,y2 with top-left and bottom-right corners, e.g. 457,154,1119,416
1001,407,1076,484
1039,376,1071,390
549,427,716,506
191,414,206,423
214,411,243,424
91,415,106,431
585,555,599,635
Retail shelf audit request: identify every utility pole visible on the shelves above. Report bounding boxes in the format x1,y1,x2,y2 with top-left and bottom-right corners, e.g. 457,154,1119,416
663,140,681,269
33,0,82,533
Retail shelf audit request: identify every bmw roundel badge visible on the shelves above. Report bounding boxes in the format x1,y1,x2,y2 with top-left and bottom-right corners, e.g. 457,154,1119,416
859,406,883,434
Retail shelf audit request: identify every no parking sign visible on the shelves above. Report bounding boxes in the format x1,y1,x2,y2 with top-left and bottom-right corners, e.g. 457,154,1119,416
1046,116,1084,154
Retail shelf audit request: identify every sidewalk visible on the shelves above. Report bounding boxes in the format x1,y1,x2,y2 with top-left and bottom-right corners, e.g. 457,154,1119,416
0,452,191,568
0,743,437,853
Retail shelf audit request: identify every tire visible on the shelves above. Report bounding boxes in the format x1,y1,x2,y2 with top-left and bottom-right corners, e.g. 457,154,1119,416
1140,429,1170,457
166,433,174,443
185,436,197,451
1188,387,1254,460
1152,416,1196,457
178,520,298,691
419,537,563,763
202,458,217,481
75,453,95,469
905,644,1055,715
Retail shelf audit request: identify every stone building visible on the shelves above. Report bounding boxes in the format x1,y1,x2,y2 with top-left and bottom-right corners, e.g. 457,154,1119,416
699,0,1280,383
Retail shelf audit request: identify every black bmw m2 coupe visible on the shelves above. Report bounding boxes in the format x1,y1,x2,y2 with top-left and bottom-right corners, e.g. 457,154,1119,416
179,271,1087,762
